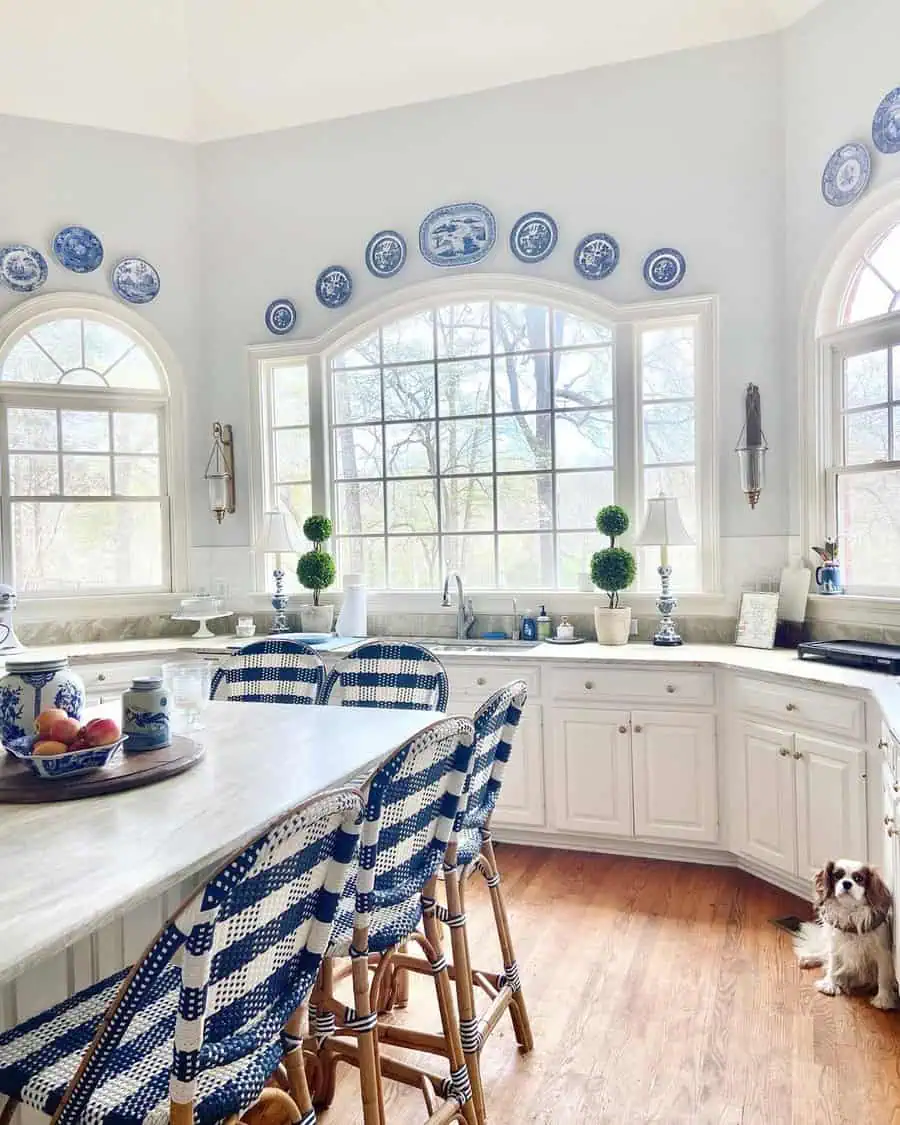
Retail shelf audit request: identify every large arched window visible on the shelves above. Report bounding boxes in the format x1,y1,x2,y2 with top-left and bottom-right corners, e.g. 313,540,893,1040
253,280,716,596
0,309,175,594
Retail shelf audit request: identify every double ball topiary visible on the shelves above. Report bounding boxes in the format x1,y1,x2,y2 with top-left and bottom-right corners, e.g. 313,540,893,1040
591,504,636,609
297,514,335,607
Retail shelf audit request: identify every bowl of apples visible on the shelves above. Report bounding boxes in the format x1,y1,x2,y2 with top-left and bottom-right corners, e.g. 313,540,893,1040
5,709,126,780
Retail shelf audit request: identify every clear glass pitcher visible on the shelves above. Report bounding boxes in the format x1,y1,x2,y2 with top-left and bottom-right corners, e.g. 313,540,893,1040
162,660,212,732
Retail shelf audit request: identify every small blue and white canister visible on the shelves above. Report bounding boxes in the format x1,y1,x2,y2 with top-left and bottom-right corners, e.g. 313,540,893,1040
0,656,85,744
122,676,170,751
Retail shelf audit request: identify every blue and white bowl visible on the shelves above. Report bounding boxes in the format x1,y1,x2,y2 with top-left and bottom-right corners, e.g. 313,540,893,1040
5,733,127,779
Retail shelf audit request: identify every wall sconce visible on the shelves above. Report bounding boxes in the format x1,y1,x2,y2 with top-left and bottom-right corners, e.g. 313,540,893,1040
735,383,767,509
204,422,235,523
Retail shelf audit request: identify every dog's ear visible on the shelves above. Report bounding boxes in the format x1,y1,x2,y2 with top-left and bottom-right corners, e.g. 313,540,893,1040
863,867,892,916
814,861,835,905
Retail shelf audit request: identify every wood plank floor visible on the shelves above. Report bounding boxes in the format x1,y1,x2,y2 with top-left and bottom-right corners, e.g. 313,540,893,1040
318,845,900,1125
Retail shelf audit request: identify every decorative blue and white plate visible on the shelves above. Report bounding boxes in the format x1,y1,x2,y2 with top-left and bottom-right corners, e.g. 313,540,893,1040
0,245,48,293
365,230,407,279
873,87,900,154
265,298,297,334
52,225,103,273
111,257,160,304
821,142,871,207
509,211,558,263
574,233,620,280
643,247,687,291
419,202,496,268
315,266,352,309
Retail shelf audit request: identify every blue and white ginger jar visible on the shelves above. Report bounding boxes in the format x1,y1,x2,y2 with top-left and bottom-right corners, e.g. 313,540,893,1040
122,675,170,751
0,657,85,743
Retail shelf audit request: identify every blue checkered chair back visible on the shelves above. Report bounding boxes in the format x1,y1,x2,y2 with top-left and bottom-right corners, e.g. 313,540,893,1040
209,639,326,704
320,641,449,711
0,788,363,1125
456,681,527,865
327,715,475,956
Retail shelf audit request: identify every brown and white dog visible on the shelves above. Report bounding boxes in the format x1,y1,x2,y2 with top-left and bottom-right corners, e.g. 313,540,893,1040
793,859,899,1009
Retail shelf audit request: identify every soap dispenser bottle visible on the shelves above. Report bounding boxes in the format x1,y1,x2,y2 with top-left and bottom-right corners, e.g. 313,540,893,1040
536,605,552,640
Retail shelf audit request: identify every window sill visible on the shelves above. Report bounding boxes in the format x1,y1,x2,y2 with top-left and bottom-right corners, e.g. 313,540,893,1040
806,593,900,627
16,592,190,623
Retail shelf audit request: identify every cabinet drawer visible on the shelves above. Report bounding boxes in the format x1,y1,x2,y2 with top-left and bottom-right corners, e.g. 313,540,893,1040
76,658,170,695
445,662,540,700
733,676,866,742
547,666,714,707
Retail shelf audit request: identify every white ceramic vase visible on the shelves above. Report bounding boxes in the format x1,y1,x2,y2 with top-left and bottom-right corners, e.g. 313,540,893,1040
300,604,335,633
593,606,632,646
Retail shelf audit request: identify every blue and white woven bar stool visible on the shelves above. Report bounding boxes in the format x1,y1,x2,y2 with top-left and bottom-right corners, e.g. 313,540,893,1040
0,786,364,1125
320,641,449,710
307,714,477,1125
210,638,326,704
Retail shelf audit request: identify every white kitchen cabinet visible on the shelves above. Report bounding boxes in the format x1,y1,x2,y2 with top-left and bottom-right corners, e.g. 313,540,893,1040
735,722,797,876
550,708,633,836
631,710,718,843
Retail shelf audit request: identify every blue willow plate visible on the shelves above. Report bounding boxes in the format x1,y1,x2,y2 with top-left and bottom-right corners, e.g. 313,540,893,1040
315,266,352,309
112,257,160,304
574,233,620,280
52,226,104,273
419,202,496,268
265,298,297,334
509,211,558,263
873,87,900,154
821,142,871,207
5,734,127,779
365,231,407,278
643,247,687,291
0,245,48,292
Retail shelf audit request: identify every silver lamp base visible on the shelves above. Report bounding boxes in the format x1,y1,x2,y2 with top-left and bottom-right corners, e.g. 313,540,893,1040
651,564,683,646
270,568,290,634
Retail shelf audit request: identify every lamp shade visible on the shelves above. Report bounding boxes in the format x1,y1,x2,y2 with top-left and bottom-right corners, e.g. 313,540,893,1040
634,496,694,547
255,511,300,553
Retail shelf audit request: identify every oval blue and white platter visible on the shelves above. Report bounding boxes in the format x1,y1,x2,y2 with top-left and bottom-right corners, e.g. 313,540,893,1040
265,298,297,334
873,87,900,154
112,257,160,304
419,202,496,268
5,733,127,779
509,211,558,263
365,230,407,278
315,266,353,309
643,247,687,291
52,225,104,273
574,233,620,280
0,245,48,293
821,142,871,207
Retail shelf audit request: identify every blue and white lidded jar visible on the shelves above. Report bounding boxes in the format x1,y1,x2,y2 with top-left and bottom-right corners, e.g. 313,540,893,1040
122,676,170,751
0,656,85,744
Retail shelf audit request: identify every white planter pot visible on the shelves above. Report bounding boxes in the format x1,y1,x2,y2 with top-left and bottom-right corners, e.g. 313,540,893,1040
593,606,632,646
300,604,334,633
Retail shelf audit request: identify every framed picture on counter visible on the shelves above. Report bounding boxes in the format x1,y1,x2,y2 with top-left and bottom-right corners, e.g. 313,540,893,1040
735,592,779,649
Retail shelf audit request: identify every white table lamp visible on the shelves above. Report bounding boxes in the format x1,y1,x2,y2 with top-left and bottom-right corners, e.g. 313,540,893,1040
255,511,300,633
634,495,694,646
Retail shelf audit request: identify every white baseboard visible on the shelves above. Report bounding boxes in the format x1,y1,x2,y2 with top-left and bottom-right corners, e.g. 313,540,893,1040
491,826,812,902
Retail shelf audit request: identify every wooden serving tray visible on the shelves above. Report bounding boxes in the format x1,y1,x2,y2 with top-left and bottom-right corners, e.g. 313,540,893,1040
0,736,204,803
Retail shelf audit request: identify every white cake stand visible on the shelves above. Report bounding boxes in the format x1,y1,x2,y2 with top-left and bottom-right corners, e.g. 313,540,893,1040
171,610,234,639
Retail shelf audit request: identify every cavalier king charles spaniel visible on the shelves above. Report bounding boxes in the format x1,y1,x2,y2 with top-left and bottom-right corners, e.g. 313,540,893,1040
793,859,899,1009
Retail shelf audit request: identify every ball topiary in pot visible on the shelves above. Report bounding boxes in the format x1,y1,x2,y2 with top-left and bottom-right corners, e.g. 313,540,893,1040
590,505,636,645
296,515,336,632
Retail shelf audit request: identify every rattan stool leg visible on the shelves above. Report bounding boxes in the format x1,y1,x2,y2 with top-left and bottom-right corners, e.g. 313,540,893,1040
0,1098,19,1125
352,947,387,1125
481,837,533,1053
282,1008,316,1123
444,865,486,1125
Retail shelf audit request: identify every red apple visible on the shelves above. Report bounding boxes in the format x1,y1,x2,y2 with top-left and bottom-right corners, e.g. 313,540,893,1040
81,717,121,747
34,708,68,736
48,715,81,745
33,740,69,757
68,736,90,751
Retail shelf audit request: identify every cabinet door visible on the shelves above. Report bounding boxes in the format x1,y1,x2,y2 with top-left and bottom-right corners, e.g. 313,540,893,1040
489,703,546,829
795,735,867,880
550,708,633,836
631,711,718,843
734,721,797,875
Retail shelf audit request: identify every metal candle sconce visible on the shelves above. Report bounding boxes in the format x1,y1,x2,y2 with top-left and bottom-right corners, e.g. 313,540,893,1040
204,422,235,523
735,383,767,509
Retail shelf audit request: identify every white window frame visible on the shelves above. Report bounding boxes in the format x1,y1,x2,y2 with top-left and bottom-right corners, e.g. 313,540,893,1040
0,293,189,614
249,274,719,609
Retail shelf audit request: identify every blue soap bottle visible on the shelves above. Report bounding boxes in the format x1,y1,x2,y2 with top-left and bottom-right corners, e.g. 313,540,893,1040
521,610,537,641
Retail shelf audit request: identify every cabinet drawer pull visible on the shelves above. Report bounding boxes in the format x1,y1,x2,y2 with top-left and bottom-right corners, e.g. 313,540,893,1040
886,814,895,826
476,677,487,686
584,681,594,690
879,739,890,751
887,818,898,837
778,746,790,757
665,683,676,693
633,724,643,733
785,702,797,712
618,725,628,734
893,782,900,795
792,749,802,760
97,672,107,682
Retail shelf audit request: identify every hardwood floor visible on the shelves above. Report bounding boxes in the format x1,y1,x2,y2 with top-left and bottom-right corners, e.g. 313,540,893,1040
314,845,900,1125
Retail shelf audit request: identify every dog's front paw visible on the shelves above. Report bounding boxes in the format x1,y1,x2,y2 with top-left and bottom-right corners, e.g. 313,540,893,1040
816,977,842,996
871,991,899,1010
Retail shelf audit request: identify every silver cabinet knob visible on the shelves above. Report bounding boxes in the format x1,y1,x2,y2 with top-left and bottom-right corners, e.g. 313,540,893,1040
633,724,643,733
793,749,803,760
618,725,627,734
886,814,895,826
893,782,900,794
887,818,898,838
879,739,890,751
665,683,676,693
785,702,797,712
97,672,107,682
778,747,790,757
584,681,594,690
476,677,486,686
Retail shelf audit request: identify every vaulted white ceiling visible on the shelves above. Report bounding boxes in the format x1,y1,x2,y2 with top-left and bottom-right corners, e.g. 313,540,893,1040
0,0,826,142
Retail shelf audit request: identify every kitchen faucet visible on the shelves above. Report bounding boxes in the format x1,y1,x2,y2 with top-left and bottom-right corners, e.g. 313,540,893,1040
441,570,476,639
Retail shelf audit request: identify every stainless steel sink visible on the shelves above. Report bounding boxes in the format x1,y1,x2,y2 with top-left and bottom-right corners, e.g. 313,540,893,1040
420,638,540,654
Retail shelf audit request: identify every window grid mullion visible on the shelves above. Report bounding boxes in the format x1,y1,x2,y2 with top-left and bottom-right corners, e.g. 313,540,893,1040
490,299,499,588
379,328,389,585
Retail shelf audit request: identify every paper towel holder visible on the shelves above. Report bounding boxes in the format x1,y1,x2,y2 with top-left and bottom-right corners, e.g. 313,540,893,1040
735,383,768,509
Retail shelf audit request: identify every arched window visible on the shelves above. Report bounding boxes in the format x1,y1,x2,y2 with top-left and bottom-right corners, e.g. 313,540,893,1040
0,310,175,594
818,209,900,594
254,280,716,595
